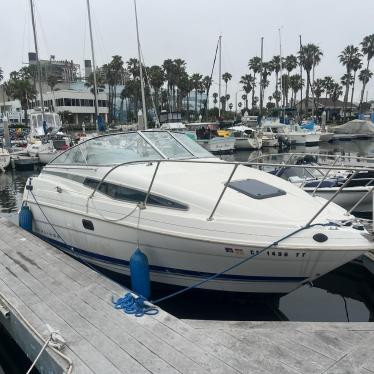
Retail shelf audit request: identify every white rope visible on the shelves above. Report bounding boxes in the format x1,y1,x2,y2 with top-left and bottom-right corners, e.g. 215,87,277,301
0,291,73,373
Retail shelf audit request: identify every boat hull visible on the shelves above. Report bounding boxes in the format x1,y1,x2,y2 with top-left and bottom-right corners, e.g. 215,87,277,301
234,137,262,150
304,187,372,213
28,202,366,294
0,150,10,169
287,133,320,146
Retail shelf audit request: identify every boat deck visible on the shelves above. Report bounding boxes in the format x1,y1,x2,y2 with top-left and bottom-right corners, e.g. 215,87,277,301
0,218,373,373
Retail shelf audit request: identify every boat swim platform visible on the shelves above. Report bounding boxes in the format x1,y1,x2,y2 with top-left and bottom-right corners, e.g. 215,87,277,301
0,218,373,374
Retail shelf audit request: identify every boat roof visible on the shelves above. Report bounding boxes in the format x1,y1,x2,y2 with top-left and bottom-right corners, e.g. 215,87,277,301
228,125,255,132
48,130,213,167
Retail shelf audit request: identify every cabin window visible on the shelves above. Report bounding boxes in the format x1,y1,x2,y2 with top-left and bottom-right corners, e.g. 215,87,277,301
228,179,286,199
84,178,188,210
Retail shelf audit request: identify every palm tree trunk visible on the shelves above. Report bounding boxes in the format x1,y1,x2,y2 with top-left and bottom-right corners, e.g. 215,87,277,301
343,78,350,119
195,89,198,117
275,72,279,107
350,72,356,113
305,71,310,114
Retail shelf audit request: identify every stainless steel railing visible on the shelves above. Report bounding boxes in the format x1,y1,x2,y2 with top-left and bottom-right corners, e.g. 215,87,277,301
78,157,374,225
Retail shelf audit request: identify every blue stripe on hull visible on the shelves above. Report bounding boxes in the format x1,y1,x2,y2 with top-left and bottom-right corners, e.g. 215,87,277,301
37,234,307,283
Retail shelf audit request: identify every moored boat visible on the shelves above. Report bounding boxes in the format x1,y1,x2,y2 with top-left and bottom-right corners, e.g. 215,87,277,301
21,131,373,295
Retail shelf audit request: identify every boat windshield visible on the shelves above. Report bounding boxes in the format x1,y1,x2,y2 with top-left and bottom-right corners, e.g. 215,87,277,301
50,131,213,166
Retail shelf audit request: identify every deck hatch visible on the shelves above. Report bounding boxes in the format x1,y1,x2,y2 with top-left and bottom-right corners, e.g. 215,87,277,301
228,179,286,199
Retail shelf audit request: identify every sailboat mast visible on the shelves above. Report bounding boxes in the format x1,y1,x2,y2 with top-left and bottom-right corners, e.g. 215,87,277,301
259,37,264,117
86,0,99,132
299,34,303,117
134,0,147,129
29,0,44,121
279,28,284,121
218,35,222,118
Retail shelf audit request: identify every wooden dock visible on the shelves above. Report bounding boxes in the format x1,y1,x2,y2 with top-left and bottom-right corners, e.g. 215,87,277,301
0,218,373,374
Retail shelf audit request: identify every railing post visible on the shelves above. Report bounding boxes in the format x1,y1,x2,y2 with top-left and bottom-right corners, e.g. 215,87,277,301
207,164,238,221
144,161,160,207
306,171,358,227
312,155,339,196
347,185,374,215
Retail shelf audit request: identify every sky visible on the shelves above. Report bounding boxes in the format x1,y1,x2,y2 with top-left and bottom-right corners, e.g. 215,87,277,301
1,0,374,103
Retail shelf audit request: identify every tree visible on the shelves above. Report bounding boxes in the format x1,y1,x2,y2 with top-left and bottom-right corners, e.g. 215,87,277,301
339,45,361,115
46,74,58,111
299,44,323,113
322,76,335,100
6,71,36,126
191,73,202,117
239,74,255,109
313,78,325,101
147,65,165,113
222,72,232,99
358,68,373,108
0,67,4,114
248,56,262,103
350,55,363,111
331,83,343,110
361,34,374,69
259,62,272,110
270,55,281,107
289,74,304,108
283,55,298,106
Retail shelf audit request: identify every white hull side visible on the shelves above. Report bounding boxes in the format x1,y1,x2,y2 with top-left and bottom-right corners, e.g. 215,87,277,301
234,137,262,150
38,150,63,165
287,133,320,145
0,150,10,169
28,201,366,294
305,187,372,213
207,138,236,153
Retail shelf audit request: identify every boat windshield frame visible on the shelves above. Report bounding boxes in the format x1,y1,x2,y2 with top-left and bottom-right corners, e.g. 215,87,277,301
48,130,213,167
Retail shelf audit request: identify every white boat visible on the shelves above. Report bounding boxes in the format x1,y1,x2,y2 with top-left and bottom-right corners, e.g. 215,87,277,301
228,125,263,150
318,132,334,143
26,140,54,157
262,133,278,147
262,119,320,146
29,111,62,138
205,136,236,153
21,131,373,295
38,149,64,165
0,148,10,170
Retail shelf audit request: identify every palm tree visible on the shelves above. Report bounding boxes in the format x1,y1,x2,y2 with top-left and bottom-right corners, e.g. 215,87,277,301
47,74,58,111
359,68,373,108
248,56,262,107
260,62,272,109
202,75,212,113
299,44,323,113
147,65,165,114
6,71,36,126
239,74,255,109
313,78,325,102
350,55,363,111
270,55,281,107
191,73,202,118
162,59,176,110
361,34,374,69
331,83,343,112
222,72,232,99
289,74,303,108
322,76,335,100
339,45,361,115
283,55,298,106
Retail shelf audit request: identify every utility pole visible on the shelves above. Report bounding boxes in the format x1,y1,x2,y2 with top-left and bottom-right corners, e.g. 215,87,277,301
279,28,284,122
86,0,99,131
218,35,222,118
134,0,147,129
29,0,44,122
259,37,264,118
